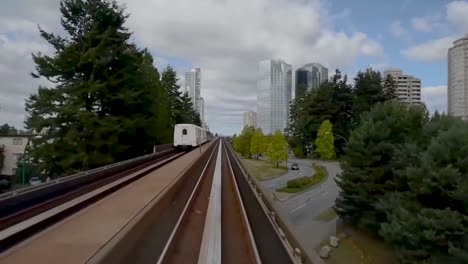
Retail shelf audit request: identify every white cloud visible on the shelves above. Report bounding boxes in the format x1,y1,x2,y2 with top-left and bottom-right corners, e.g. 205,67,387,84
0,0,383,135
447,0,468,32
125,0,383,134
422,85,447,114
390,21,411,42
411,17,432,32
401,36,455,62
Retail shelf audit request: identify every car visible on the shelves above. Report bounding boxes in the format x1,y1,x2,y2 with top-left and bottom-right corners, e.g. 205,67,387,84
291,163,299,170
29,177,42,186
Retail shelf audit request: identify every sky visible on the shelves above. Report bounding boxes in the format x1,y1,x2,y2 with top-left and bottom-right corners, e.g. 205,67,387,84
0,0,466,136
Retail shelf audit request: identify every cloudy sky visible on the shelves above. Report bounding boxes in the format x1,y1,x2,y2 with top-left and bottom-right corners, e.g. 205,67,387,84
0,0,465,135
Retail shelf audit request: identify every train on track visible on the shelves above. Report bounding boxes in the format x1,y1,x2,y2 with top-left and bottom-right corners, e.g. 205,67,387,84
173,124,210,149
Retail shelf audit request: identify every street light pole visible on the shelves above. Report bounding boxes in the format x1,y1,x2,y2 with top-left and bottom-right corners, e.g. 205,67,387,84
326,132,348,144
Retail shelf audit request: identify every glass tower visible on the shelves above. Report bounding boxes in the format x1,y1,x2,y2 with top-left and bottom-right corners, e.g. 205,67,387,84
257,59,292,135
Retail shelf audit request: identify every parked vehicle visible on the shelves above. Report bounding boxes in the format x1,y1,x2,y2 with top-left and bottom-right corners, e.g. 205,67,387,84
29,177,42,186
291,163,299,170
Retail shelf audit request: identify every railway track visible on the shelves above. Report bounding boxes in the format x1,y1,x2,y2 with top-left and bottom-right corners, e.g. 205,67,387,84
1,139,302,264
140,140,295,264
0,149,183,252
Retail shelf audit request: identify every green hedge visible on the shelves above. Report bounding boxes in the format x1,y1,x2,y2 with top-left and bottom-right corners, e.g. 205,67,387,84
278,164,328,193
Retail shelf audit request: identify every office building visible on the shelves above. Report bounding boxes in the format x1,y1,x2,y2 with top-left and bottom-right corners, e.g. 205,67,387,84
295,63,328,98
184,68,205,123
448,35,468,119
383,68,421,105
242,111,257,129
257,59,292,135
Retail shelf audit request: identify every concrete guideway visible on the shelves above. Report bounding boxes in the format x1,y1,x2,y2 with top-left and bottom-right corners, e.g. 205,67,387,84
1,139,298,264
0,141,217,264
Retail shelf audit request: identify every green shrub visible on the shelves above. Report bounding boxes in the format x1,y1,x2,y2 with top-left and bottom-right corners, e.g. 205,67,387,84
279,164,328,193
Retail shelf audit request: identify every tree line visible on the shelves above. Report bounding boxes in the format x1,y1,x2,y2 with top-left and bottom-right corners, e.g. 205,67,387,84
24,0,201,177
335,103,468,263
289,68,397,157
232,126,288,167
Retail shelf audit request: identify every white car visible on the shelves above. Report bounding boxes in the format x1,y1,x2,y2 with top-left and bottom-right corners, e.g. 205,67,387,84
29,177,42,186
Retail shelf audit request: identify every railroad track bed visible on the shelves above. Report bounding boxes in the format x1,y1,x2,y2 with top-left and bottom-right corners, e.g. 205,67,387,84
0,141,216,263
1,139,302,264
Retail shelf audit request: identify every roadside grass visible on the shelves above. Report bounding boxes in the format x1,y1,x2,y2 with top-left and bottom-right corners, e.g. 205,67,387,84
314,207,337,222
318,228,396,264
277,164,327,193
238,156,287,181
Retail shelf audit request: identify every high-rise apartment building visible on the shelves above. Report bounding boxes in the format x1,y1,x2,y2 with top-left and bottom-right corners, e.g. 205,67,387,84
184,68,205,123
295,63,328,98
448,35,468,119
198,97,204,124
383,68,421,105
242,111,257,129
257,59,292,135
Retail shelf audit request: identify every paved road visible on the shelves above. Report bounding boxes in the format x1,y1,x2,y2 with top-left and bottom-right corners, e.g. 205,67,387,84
258,159,314,192
256,158,342,259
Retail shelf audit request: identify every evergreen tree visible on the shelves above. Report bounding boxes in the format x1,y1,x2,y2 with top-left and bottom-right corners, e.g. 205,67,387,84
179,92,202,126
289,69,353,155
0,124,17,135
382,74,398,101
314,120,335,159
335,102,428,231
379,124,468,263
266,130,288,167
25,0,171,176
161,66,183,125
352,67,387,122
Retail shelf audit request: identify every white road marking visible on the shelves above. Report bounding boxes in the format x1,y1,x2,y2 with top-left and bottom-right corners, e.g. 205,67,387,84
321,191,329,197
290,203,307,213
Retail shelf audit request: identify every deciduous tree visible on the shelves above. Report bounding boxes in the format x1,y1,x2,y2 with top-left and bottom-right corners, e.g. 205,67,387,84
314,120,335,159
250,128,265,158
266,130,288,167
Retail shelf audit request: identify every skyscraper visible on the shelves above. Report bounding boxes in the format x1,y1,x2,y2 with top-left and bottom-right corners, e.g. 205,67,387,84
295,63,328,98
184,68,205,123
257,59,292,135
383,68,421,105
448,35,468,119
242,111,257,129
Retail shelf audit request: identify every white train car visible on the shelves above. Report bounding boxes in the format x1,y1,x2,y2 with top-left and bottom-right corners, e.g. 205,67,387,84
173,124,208,149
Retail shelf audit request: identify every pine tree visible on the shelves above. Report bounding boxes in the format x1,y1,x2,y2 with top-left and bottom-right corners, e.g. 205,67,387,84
314,120,335,159
335,102,428,231
25,0,171,176
266,130,288,167
382,74,398,101
352,67,387,122
289,69,353,155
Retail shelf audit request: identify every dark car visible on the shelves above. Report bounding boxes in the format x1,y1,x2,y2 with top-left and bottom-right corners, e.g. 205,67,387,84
291,163,299,170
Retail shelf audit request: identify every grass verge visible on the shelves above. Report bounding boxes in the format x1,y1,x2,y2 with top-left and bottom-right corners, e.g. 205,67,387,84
238,157,287,181
318,228,396,264
277,164,328,193
314,207,338,222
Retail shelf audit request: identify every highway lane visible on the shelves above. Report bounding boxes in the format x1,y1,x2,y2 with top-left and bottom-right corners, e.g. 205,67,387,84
258,159,314,192
255,158,342,251
280,161,341,224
